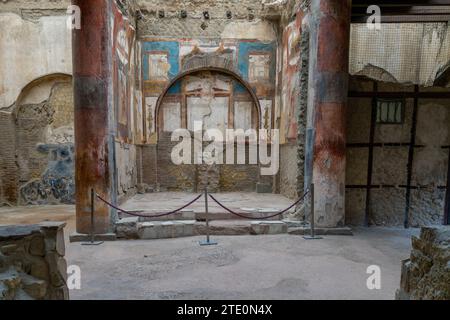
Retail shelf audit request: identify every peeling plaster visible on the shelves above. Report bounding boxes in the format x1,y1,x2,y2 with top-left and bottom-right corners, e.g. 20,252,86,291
221,19,277,42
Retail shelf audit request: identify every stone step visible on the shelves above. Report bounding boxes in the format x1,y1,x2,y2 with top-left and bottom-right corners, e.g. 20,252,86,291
288,226,353,236
115,217,288,239
135,210,196,222
123,209,286,222
195,220,288,236
194,211,282,221
138,221,196,240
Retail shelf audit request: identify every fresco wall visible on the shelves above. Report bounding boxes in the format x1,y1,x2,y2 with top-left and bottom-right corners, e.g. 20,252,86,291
111,2,140,200
137,38,278,192
141,38,278,144
14,77,75,206
277,10,304,199
280,12,303,143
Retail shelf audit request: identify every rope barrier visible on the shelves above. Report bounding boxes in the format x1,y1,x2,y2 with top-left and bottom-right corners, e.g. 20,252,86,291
95,189,309,221
208,190,310,220
96,193,203,218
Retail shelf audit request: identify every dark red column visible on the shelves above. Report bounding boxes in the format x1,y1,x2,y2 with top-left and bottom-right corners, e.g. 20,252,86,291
72,0,114,234
307,0,351,228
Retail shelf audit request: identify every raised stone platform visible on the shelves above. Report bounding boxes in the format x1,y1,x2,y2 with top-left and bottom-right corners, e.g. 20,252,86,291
288,226,353,236
138,221,196,240
0,222,69,300
69,232,117,243
119,192,295,222
396,225,450,300
115,217,290,239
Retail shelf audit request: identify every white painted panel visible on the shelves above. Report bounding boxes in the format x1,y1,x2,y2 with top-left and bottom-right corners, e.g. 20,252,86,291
213,76,232,92
148,53,169,81
187,96,228,134
145,97,158,136
162,102,181,132
185,76,204,92
187,96,209,131
234,101,253,130
207,96,229,134
249,54,271,82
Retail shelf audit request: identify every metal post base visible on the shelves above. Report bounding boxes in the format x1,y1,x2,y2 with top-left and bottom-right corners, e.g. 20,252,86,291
199,240,218,246
303,236,323,240
81,241,104,246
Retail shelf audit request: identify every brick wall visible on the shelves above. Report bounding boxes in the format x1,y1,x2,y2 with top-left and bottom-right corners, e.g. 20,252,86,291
140,144,158,187
0,79,75,206
155,132,269,192
0,111,18,205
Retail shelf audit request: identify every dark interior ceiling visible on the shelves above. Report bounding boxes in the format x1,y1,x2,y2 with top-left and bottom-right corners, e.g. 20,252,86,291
352,0,450,23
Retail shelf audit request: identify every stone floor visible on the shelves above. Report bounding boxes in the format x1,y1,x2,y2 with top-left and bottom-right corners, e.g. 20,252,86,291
66,227,418,300
120,192,296,215
0,204,76,231
0,192,296,235
0,194,420,300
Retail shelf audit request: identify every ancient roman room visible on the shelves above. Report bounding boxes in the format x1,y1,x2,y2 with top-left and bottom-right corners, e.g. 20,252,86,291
0,0,449,305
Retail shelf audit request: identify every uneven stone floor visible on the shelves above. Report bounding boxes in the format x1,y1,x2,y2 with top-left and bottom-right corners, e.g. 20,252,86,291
120,192,295,214
65,228,418,300
0,197,419,300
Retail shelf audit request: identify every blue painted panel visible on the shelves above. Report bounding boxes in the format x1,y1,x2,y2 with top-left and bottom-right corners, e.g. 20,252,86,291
168,79,182,94
234,82,247,94
142,41,180,81
236,41,276,93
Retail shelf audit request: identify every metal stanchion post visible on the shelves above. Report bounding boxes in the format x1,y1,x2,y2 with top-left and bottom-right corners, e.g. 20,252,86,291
303,183,322,240
199,186,217,246
82,188,104,246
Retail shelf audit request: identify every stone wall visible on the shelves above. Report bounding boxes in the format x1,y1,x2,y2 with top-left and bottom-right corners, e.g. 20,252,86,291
116,142,138,202
140,144,158,188
346,78,450,226
279,142,298,199
0,76,75,206
396,226,450,300
156,132,266,192
13,78,75,205
136,0,279,38
0,111,17,206
0,222,68,300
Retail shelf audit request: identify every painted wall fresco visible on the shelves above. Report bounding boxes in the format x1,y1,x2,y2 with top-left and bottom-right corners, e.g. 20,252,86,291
20,143,75,205
280,12,303,143
13,78,75,206
141,38,277,143
112,2,136,143
111,2,142,199
158,71,258,135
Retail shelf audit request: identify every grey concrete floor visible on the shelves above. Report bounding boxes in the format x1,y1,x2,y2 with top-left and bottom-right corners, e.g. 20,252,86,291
67,227,418,300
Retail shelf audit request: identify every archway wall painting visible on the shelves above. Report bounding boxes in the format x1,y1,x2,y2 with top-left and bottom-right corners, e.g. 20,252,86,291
139,39,279,193
142,40,277,143
108,2,307,202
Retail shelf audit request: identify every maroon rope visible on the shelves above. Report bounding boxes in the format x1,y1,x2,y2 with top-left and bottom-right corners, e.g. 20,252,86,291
96,193,203,218
208,190,309,220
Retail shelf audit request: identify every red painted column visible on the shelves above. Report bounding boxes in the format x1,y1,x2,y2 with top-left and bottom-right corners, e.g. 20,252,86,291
72,0,114,234
307,0,351,228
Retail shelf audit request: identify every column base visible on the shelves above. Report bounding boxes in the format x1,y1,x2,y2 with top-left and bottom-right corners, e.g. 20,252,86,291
69,232,117,243
288,226,353,236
